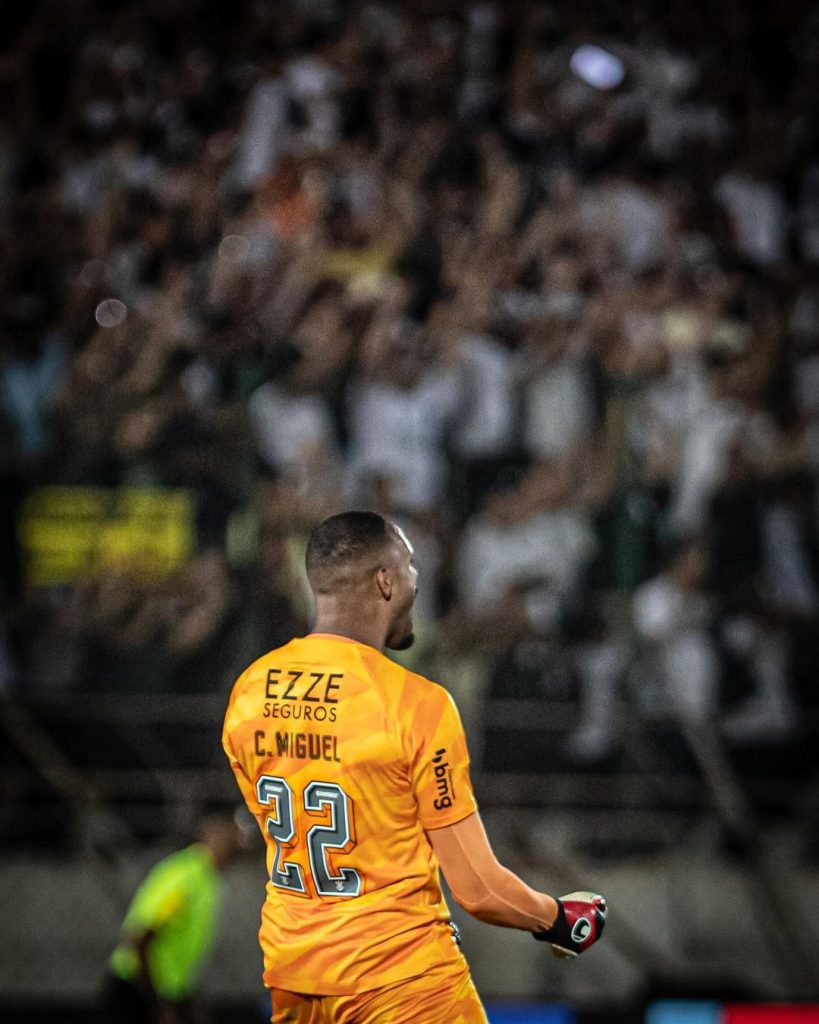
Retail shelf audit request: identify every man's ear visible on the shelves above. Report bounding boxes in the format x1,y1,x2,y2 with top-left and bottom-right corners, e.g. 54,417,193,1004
375,567,392,600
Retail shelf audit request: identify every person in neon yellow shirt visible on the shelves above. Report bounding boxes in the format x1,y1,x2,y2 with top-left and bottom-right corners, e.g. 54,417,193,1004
104,815,244,1024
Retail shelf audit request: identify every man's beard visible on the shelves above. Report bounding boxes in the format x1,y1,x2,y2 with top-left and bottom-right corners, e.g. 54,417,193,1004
388,629,415,651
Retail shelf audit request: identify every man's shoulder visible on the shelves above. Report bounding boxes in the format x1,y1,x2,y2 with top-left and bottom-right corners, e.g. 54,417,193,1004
400,666,454,710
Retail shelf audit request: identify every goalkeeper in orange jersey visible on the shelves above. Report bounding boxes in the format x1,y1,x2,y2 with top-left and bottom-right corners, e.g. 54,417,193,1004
223,511,606,1024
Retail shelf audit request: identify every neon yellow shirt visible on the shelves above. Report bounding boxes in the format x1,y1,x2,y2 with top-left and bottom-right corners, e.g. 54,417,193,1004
110,844,221,1000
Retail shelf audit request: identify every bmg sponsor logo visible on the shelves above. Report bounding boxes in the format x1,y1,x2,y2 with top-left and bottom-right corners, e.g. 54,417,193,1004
432,748,455,810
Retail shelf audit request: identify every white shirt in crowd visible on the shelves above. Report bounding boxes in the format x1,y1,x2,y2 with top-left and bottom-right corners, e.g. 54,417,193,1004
715,173,789,268
346,371,461,512
523,357,594,458
457,509,594,612
249,381,337,475
452,334,516,459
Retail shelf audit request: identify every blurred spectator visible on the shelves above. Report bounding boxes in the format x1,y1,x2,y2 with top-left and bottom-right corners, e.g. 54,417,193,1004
166,549,244,692
519,318,595,461
0,329,67,461
1,0,817,820
715,161,789,269
103,813,246,1024
632,539,718,719
347,322,461,513
456,461,594,628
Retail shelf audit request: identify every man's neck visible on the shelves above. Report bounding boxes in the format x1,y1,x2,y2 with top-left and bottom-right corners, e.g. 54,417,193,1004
310,616,386,652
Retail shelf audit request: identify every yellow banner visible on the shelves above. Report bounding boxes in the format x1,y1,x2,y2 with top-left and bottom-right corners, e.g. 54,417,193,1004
18,487,195,586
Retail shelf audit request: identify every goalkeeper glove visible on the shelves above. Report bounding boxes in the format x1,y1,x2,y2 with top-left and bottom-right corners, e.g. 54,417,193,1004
533,891,607,958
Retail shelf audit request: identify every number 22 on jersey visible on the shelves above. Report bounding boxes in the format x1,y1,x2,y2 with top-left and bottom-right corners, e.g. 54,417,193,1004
256,775,361,898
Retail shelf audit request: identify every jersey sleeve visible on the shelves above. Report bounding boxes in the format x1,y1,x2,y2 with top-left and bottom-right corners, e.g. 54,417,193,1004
407,683,478,830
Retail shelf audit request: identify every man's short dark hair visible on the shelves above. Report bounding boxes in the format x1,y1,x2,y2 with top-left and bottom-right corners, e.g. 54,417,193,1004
305,511,391,592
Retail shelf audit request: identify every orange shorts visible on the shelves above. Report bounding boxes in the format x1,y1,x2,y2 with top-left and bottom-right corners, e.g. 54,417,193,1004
270,960,488,1024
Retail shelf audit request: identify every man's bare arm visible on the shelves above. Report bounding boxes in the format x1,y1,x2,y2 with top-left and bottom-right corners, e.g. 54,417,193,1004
427,811,558,931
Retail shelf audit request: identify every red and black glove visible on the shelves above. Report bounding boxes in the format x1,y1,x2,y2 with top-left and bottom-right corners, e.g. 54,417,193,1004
533,891,607,958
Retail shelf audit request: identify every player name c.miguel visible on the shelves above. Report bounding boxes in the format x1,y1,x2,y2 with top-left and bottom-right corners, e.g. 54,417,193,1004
255,729,341,763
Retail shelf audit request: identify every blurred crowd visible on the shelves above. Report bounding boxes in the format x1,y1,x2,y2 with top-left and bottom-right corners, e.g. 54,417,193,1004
2,0,819,766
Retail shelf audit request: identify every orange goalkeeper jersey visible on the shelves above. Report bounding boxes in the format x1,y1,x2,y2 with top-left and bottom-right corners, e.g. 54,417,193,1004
222,633,478,995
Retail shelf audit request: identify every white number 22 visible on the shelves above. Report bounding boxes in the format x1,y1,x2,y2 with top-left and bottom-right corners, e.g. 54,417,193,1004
256,775,361,898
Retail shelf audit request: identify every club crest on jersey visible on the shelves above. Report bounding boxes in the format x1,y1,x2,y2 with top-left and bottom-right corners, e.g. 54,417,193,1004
571,917,592,943
432,748,454,810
